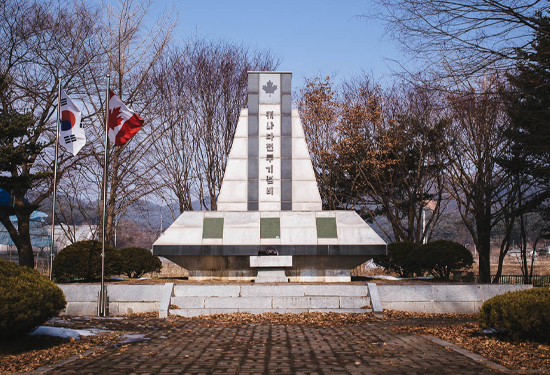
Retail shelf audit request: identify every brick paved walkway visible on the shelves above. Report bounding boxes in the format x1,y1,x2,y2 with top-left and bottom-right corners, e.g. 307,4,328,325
44,316,503,375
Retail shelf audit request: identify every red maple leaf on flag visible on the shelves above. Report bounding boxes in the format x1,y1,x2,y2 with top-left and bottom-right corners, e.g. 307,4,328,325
109,106,123,130
107,90,143,145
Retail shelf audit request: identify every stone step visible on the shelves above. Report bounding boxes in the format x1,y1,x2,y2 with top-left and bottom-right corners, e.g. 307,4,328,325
170,307,372,318
171,296,370,310
173,285,241,297
172,284,369,297
168,283,373,318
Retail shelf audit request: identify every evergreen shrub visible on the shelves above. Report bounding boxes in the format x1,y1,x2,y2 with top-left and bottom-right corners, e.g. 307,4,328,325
372,242,420,277
119,247,162,278
413,240,473,279
0,259,66,340
53,240,121,282
479,287,550,342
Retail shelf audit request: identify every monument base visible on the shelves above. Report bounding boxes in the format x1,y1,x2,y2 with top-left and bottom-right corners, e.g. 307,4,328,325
254,269,289,283
250,255,292,283
167,254,372,282
186,268,352,282
188,269,255,281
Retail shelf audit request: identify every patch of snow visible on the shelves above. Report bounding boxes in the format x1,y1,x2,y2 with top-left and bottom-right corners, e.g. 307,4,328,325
366,275,435,281
364,259,382,270
367,275,434,280
367,275,401,280
30,326,109,339
119,334,149,344
47,316,92,324
47,317,67,324
483,328,502,334
91,316,125,320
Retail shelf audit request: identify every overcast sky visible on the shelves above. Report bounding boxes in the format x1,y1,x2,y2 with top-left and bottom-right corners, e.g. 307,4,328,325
174,0,402,90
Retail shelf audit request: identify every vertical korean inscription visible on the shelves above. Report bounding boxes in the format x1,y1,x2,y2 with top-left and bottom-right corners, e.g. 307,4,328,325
259,106,281,207
259,73,282,209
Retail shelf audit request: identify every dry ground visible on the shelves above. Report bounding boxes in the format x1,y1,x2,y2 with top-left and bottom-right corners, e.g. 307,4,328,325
1,311,548,374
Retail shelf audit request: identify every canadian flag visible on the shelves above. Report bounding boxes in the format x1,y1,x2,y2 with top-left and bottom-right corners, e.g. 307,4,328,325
108,90,143,146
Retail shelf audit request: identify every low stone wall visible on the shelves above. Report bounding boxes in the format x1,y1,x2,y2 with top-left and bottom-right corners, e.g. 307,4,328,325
57,283,534,316
377,284,533,313
59,284,164,316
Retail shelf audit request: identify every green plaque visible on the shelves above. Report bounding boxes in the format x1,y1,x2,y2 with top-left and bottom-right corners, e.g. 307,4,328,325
202,218,224,239
260,218,280,239
316,218,337,238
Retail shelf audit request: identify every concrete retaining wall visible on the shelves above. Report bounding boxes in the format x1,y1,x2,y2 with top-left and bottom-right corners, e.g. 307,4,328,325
377,284,533,313
57,283,535,316
59,284,164,316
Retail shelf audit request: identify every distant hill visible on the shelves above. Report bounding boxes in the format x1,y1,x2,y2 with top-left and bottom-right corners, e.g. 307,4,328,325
38,196,180,232
37,194,472,247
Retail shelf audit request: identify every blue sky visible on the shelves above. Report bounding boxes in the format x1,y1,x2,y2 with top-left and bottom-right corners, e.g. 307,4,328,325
175,0,402,90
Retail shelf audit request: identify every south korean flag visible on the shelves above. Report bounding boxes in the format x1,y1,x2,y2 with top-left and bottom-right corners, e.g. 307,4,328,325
59,89,85,156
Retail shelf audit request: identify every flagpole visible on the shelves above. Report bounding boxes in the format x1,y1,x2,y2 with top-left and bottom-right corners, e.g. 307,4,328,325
99,75,110,317
49,77,61,281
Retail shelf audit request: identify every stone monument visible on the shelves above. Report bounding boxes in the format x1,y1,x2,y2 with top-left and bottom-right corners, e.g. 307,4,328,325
152,71,386,282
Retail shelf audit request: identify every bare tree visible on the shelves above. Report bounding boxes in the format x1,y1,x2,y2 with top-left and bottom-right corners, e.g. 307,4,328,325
445,75,516,283
516,211,541,283
148,49,195,217
151,39,279,213
297,76,342,210
54,165,100,243
365,82,449,243
71,0,178,245
367,0,549,80
0,0,101,267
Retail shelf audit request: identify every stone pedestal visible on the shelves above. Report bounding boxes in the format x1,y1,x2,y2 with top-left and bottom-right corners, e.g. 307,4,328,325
250,256,292,283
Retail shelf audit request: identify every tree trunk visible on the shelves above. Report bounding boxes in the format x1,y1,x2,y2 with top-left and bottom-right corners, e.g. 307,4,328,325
0,213,35,269
493,251,505,284
17,240,34,269
0,196,36,268
477,221,492,283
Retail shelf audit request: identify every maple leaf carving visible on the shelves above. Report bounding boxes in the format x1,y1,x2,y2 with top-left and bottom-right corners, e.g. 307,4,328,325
109,106,123,130
262,80,278,96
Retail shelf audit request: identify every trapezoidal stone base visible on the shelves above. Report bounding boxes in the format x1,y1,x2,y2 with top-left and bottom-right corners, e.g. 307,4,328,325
164,254,375,282
186,269,352,282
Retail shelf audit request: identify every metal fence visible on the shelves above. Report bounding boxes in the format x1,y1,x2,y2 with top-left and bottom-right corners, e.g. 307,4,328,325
475,274,550,287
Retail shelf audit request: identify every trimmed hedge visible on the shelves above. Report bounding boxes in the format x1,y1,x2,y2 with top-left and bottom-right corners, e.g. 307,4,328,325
52,240,122,282
119,247,162,278
0,259,66,340
479,288,550,342
372,242,420,277
413,240,473,279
